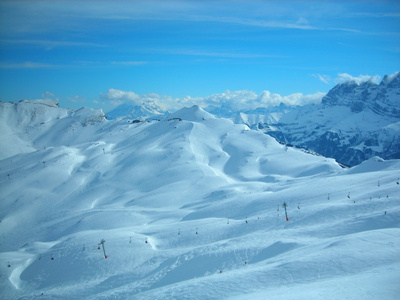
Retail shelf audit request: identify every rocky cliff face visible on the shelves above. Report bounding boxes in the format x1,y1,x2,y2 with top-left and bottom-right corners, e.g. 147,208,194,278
322,74,400,117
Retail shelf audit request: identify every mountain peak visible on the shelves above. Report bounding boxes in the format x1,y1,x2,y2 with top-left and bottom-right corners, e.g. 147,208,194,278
380,72,400,88
167,105,214,122
106,100,166,120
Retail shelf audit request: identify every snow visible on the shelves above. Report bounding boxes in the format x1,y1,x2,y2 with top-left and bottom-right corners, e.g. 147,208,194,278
1,100,399,299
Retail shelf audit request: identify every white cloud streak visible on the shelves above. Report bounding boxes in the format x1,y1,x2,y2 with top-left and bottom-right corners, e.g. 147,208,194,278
147,48,287,59
312,73,331,84
0,62,60,69
0,61,149,69
111,61,148,66
0,39,104,49
335,73,381,84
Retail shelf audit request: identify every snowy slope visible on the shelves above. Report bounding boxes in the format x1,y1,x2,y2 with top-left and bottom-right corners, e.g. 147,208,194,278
0,101,399,299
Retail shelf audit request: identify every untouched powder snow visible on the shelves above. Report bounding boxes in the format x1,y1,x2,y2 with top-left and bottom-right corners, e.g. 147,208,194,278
0,101,399,299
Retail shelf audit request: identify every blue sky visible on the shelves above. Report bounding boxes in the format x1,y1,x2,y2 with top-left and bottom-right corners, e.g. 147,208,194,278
0,0,399,112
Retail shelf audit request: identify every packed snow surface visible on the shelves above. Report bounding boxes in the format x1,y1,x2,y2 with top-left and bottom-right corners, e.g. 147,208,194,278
0,101,399,299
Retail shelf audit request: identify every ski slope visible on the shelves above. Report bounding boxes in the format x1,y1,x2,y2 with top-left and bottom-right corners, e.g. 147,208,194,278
0,101,399,299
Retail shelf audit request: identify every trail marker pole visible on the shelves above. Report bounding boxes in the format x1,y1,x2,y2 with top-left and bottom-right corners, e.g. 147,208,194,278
99,239,107,259
282,202,289,221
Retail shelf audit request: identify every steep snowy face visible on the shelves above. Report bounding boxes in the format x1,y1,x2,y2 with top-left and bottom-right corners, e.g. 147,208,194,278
322,80,362,109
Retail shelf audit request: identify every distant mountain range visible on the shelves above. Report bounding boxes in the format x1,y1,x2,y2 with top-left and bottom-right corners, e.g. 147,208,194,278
235,73,400,166
106,73,400,166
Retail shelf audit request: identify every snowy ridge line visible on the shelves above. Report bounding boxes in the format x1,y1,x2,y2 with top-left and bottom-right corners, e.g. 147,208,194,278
0,103,400,299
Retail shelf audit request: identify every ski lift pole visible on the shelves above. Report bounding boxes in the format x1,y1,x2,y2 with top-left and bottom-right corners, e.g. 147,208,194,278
282,202,289,221
99,239,107,259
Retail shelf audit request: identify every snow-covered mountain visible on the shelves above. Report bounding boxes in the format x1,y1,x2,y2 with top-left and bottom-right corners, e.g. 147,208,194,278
106,101,167,121
1,100,399,299
234,73,400,166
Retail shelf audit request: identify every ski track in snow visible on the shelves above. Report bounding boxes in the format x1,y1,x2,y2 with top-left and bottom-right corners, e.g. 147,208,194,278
0,102,399,299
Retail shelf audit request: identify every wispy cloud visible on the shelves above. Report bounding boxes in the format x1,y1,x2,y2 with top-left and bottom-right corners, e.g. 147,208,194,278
0,39,105,50
352,12,400,18
207,16,318,30
312,74,331,84
76,2,359,33
68,95,86,104
0,62,60,69
326,27,361,33
0,60,150,69
0,0,360,36
41,91,59,102
146,48,287,59
111,61,148,66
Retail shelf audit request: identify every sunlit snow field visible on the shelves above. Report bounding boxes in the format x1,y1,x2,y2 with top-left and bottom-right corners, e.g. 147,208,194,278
0,101,399,299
